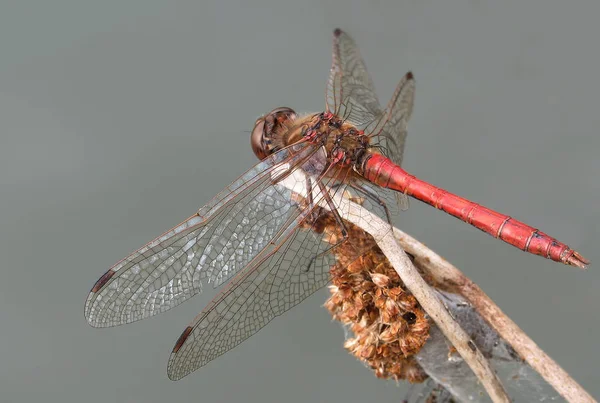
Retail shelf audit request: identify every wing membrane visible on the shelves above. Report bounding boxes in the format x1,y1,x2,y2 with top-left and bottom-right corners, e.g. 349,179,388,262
326,29,415,211
366,72,415,169
366,72,415,210
84,144,317,328
167,219,334,380
167,166,379,380
326,28,382,126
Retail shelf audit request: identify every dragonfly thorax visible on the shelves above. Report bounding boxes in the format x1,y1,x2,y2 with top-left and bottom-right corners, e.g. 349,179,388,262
251,107,371,170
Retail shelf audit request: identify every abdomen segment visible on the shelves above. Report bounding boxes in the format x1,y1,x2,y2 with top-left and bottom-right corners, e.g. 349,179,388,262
362,154,589,268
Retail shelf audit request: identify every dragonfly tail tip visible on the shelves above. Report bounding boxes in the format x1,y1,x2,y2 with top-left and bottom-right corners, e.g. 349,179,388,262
567,251,590,269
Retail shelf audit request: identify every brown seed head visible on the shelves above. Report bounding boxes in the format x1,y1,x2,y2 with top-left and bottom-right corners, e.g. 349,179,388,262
317,209,431,382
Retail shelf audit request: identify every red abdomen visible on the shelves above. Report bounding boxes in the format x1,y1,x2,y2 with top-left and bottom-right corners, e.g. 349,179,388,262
362,153,588,268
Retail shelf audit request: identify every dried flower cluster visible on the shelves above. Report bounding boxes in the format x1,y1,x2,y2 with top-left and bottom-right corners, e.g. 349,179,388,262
309,209,431,382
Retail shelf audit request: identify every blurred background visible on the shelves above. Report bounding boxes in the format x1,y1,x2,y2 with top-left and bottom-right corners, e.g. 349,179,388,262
0,1,598,402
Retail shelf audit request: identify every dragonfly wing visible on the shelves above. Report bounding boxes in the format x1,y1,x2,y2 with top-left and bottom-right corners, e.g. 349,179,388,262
326,28,382,127
367,71,415,168
326,29,414,211
167,215,335,380
166,165,372,379
84,144,317,328
345,177,408,218
366,72,416,211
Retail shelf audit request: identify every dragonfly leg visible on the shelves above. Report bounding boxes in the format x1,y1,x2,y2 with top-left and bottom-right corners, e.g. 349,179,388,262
328,180,394,225
303,181,351,272
317,180,349,239
303,230,349,273
347,181,393,225
304,176,323,224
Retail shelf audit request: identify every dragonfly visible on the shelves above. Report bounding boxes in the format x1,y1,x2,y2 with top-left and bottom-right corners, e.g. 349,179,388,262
85,28,588,383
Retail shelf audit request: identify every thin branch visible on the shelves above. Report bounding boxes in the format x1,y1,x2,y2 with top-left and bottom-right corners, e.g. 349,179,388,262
277,168,510,401
333,194,511,403
392,227,597,403
277,168,593,402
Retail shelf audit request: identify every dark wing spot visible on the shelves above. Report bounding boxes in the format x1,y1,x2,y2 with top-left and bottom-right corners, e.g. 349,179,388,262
172,326,193,353
91,269,116,293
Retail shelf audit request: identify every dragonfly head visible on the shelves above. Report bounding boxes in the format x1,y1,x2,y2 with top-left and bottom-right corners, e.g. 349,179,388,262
251,107,297,160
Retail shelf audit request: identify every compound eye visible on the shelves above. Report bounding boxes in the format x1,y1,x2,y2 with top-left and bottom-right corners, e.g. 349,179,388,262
250,107,297,160
250,117,268,160
269,107,297,118
264,108,297,135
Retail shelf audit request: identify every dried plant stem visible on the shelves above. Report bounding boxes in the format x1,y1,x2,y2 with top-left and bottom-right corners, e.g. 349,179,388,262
332,196,511,403
392,227,597,403
279,170,592,402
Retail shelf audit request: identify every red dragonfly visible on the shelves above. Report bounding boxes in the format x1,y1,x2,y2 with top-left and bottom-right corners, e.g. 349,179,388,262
85,28,588,382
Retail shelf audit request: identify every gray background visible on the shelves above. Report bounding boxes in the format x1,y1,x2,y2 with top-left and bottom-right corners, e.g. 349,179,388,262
0,1,598,402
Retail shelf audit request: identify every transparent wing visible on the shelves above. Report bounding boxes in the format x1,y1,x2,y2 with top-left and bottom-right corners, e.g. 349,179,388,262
166,218,335,380
326,28,382,127
366,71,415,169
166,165,386,380
365,72,416,211
326,29,414,211
344,176,413,220
84,143,319,328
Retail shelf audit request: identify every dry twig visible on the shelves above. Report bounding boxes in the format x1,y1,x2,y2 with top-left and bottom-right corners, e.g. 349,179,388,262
333,193,511,403
393,227,596,403
278,168,594,402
